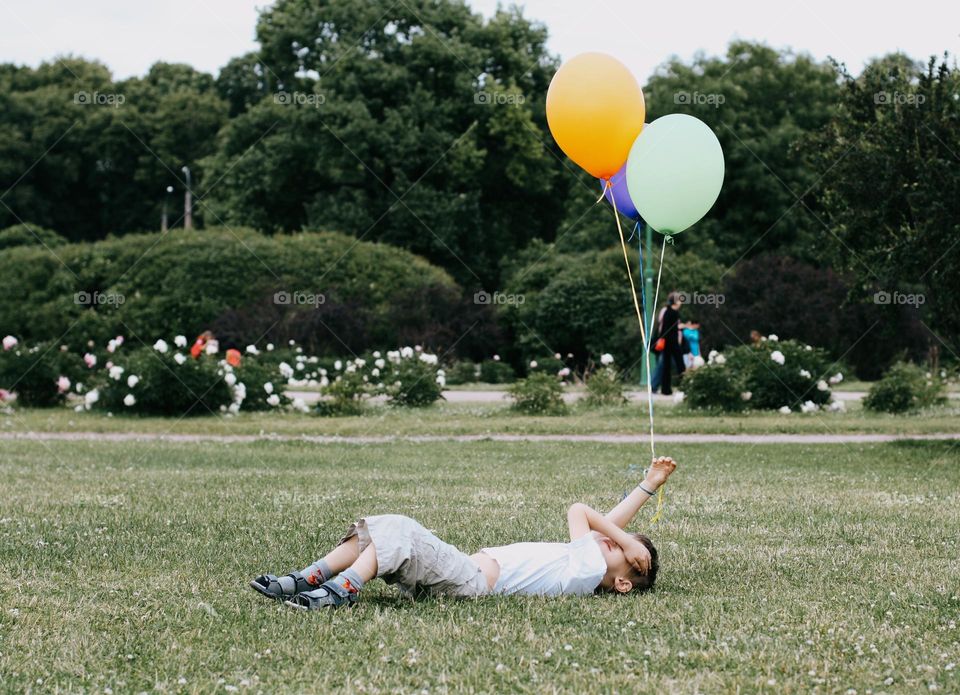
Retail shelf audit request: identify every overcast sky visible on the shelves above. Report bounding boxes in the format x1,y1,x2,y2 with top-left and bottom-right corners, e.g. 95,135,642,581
1,0,957,82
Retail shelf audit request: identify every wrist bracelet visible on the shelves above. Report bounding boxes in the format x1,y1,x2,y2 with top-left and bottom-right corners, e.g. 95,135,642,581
639,483,657,496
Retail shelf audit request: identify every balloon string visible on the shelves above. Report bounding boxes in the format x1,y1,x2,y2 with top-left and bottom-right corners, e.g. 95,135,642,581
645,242,668,527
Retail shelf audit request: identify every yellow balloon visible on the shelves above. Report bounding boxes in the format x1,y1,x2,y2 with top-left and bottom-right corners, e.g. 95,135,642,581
546,52,646,180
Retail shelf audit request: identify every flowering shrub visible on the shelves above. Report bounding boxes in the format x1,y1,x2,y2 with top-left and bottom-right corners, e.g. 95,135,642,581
583,357,626,408
0,337,80,407
381,349,444,408
681,364,747,412
683,337,838,412
316,363,371,416
233,360,292,411
863,363,947,413
528,355,565,376
508,372,567,415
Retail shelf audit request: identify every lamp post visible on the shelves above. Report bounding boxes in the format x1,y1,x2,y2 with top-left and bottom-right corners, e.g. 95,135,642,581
181,166,193,230
161,185,174,232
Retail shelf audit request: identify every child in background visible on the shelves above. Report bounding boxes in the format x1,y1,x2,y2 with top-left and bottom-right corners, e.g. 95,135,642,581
251,456,678,609
682,320,702,369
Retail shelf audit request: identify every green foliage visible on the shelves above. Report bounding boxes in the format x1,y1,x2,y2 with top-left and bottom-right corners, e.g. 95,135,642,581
316,365,370,417
0,224,67,251
863,362,947,413
446,361,479,385
508,372,567,415
478,359,515,384
382,355,444,408
0,341,78,407
583,367,627,407
232,359,291,412
94,347,233,416
684,339,835,412
681,365,746,412
0,229,463,353
806,54,960,353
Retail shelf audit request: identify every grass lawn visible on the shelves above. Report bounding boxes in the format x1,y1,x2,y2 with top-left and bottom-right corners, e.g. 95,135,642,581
2,438,958,692
4,401,960,438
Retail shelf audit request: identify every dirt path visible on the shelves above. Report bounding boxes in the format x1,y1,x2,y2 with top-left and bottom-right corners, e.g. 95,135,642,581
4,431,960,445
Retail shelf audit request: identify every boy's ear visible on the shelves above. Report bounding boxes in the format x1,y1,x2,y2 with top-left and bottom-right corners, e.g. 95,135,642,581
614,576,633,594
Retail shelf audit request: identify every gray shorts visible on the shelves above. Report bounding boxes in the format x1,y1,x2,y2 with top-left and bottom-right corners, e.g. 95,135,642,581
338,514,489,598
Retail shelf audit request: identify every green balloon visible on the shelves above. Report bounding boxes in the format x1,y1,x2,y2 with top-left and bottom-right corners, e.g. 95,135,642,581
625,114,724,235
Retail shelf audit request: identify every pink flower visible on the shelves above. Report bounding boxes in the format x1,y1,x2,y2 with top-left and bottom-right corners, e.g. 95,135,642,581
83,353,97,368
57,376,71,394
2,335,17,351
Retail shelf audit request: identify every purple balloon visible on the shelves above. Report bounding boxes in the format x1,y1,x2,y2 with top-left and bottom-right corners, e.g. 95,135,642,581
600,162,640,220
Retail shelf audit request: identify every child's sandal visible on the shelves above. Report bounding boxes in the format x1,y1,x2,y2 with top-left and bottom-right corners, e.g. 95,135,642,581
249,571,314,599
284,581,357,610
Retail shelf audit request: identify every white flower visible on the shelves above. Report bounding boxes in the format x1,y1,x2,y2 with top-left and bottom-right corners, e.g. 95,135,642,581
334,360,343,371
174,335,187,348
246,344,259,355
153,339,169,354
600,353,614,366
373,351,381,359
346,363,356,373
375,358,385,369
123,394,136,407
778,406,792,414
529,360,538,369
2,335,18,350
817,380,829,391
768,334,779,342
106,340,118,354
108,365,125,381
84,389,100,406
558,367,571,377
56,376,71,394
673,391,685,404
279,362,294,379
554,353,561,359
414,345,422,353
234,383,247,403
799,369,811,379
173,353,187,365
828,400,846,412
264,382,274,394
204,341,218,355
296,363,304,371
228,403,241,415
800,400,818,413
354,358,366,368
224,373,237,387
267,394,280,407
829,372,844,385
741,391,752,401
492,354,500,362
419,353,438,365
126,375,139,388
436,375,446,387
292,398,309,413
75,382,85,393
371,368,380,377
770,350,785,365
805,345,813,351
266,343,274,351
387,350,400,363
83,353,97,368
400,346,414,359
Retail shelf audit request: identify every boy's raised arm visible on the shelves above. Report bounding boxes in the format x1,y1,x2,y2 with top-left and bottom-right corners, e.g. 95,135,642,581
605,456,677,529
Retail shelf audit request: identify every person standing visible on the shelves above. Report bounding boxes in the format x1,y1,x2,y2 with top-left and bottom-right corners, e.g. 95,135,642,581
654,292,685,395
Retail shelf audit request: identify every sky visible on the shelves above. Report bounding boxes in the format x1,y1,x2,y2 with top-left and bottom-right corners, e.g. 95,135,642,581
1,0,958,82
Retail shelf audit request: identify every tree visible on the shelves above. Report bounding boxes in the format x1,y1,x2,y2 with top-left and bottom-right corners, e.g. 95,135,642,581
805,54,960,354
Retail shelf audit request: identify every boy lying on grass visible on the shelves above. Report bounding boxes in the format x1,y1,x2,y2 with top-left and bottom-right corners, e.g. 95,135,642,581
251,456,677,609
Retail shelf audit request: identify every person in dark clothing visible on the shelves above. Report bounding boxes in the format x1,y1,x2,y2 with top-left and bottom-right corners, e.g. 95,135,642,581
654,292,685,395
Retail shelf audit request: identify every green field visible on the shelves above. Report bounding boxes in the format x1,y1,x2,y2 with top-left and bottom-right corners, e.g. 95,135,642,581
2,436,958,692
4,401,960,438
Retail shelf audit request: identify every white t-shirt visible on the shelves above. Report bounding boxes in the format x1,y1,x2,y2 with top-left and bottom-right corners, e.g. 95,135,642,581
480,531,607,596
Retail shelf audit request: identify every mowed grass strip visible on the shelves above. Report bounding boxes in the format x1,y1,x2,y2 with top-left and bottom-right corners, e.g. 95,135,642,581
4,401,960,437
1,439,958,692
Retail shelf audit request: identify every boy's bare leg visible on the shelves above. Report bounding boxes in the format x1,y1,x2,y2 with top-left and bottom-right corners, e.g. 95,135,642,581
285,543,378,610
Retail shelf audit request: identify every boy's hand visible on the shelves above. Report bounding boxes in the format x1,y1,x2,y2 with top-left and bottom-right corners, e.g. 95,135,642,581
621,536,652,575
645,456,677,490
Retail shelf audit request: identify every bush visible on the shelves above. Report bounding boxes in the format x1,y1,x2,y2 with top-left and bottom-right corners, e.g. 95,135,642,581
681,364,746,412
382,351,444,408
0,224,67,251
683,338,838,412
0,340,79,407
528,356,566,376
479,359,515,384
233,359,291,411
446,360,479,385
94,347,234,416
863,362,947,413
583,367,627,407
0,229,465,354
316,364,370,416
508,372,567,415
